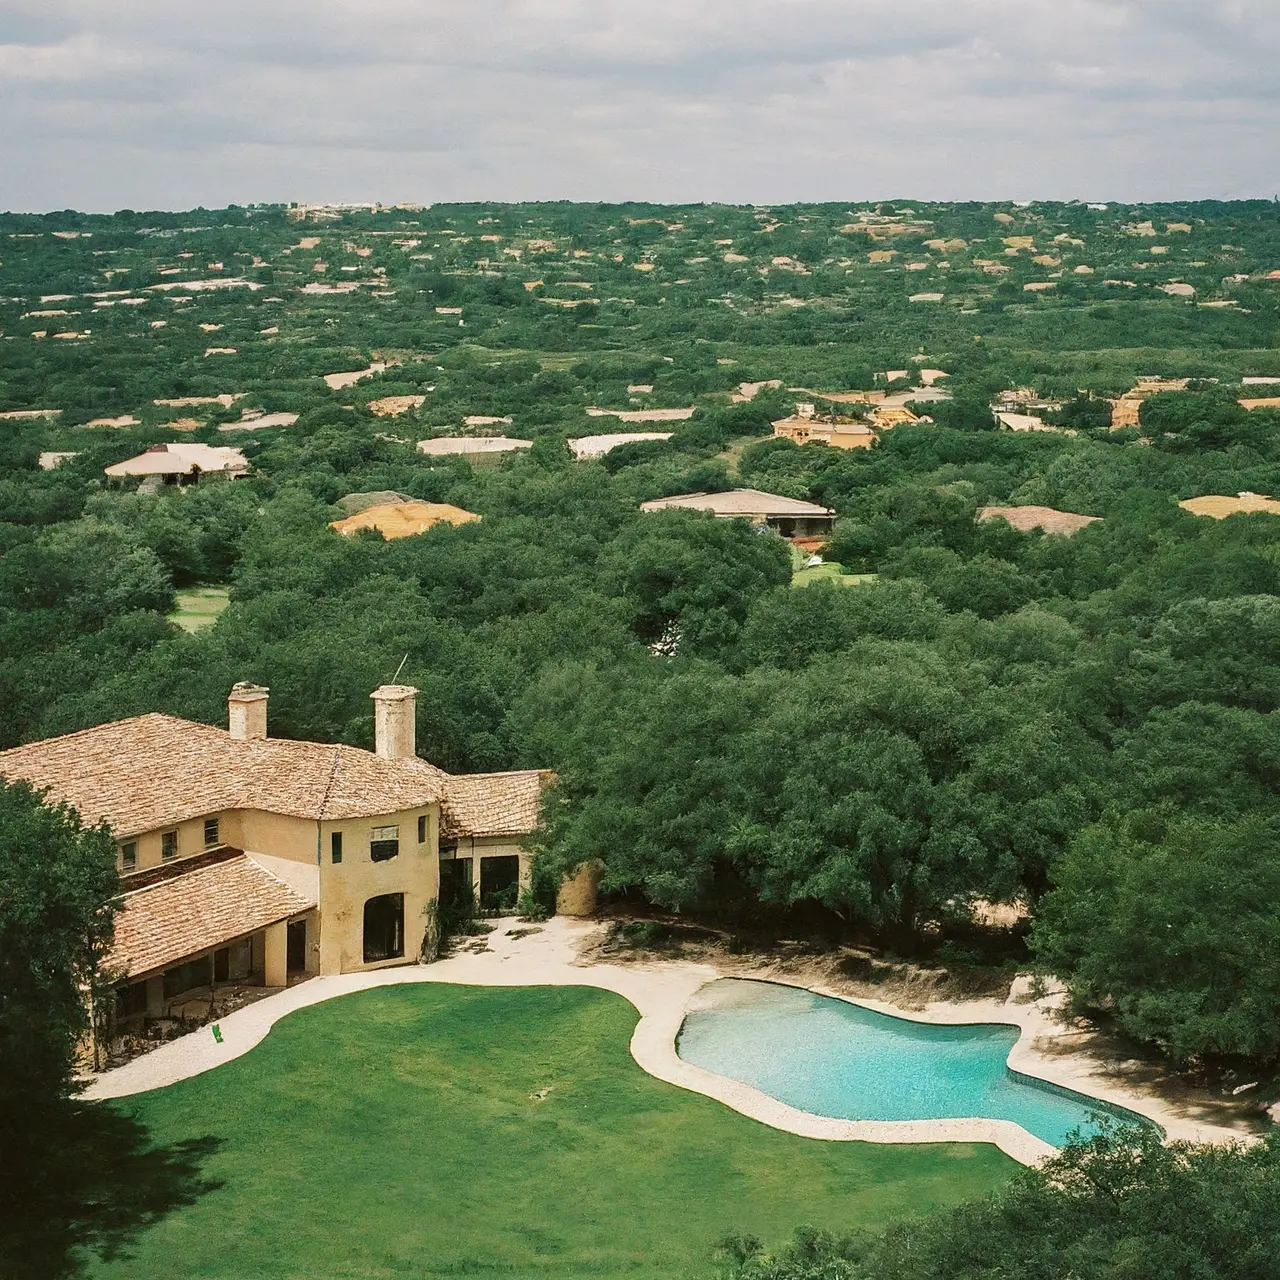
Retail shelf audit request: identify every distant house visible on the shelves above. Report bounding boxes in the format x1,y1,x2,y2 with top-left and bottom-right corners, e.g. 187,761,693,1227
979,505,1100,536
570,432,673,459
104,442,249,485
330,501,480,540
772,409,877,450
416,436,533,458
640,488,836,540
995,411,1054,433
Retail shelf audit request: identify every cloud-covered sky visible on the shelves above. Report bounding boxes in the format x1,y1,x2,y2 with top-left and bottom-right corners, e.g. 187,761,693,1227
1,0,1277,211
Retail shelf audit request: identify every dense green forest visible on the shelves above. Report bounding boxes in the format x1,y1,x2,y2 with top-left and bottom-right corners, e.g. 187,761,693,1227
3,199,1280,1082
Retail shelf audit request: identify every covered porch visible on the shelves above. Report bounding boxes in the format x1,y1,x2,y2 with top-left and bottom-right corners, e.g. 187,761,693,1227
108,847,318,1037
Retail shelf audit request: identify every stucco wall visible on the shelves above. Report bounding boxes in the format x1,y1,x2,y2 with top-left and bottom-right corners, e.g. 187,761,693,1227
224,810,318,864
117,813,226,872
317,803,440,975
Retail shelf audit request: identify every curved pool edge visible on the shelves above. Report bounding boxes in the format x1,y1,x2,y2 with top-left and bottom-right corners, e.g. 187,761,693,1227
669,975,1182,1159
81,917,1252,1167
631,980,1059,1166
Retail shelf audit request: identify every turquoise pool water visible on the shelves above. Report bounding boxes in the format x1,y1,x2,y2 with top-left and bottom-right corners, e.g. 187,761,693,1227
677,979,1144,1148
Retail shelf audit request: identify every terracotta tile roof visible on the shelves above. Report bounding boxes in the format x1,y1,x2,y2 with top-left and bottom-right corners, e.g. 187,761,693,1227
442,770,548,839
109,852,315,979
0,713,447,838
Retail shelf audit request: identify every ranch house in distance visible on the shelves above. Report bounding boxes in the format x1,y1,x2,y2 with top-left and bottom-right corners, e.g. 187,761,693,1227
0,683,550,1031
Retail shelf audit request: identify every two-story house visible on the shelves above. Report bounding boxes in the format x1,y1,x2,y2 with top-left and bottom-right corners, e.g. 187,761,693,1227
0,682,548,1025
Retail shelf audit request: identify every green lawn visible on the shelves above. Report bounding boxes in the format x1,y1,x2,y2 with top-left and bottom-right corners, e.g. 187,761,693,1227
95,985,1013,1280
167,587,230,633
792,562,879,588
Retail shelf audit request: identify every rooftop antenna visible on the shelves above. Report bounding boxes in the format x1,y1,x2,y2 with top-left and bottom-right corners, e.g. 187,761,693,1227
390,652,409,684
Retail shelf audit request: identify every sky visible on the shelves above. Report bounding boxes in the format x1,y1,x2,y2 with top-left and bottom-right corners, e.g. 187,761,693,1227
1,0,1278,212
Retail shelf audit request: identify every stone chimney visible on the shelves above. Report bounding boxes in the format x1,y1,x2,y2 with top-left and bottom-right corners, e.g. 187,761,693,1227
371,685,418,759
228,682,269,741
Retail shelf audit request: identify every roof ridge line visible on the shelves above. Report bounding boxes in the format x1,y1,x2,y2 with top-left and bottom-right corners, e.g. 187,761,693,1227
317,743,344,822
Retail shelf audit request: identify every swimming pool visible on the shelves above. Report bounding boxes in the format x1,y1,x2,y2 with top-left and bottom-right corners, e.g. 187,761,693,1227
676,979,1148,1148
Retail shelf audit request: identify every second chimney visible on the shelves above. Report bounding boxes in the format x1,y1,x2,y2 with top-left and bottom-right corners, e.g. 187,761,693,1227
371,684,418,759
228,682,269,740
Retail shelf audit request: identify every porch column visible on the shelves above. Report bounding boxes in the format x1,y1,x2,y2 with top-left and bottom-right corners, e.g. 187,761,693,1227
264,922,288,987
145,975,165,1018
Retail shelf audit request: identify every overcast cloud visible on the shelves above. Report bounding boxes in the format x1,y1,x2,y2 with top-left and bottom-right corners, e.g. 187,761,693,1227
0,0,1277,211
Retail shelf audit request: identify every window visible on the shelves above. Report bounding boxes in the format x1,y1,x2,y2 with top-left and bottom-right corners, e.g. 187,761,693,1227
331,831,343,864
115,980,148,1019
417,814,427,844
161,830,178,860
120,841,137,871
370,825,399,862
363,893,404,963
204,817,220,847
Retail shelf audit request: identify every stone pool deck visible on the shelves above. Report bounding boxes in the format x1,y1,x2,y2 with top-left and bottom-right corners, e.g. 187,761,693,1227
85,917,1256,1167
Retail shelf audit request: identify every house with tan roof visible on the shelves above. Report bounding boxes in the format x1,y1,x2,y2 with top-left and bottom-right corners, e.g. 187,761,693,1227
104,442,250,485
640,488,836,540
0,683,548,1033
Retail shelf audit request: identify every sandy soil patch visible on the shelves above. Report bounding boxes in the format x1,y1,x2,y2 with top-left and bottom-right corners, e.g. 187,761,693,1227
219,411,299,431
86,414,140,428
924,238,967,253
40,294,73,302
301,282,359,294
632,262,655,272
465,415,513,426
1239,398,1280,410
260,326,279,334
204,347,237,357
1242,376,1280,385
723,253,749,263
732,380,782,403
980,505,1099,534
1003,236,1035,250
53,331,88,340
1180,492,1280,518
368,395,427,417
1151,246,1169,255
993,212,1015,224
296,237,321,250
867,250,896,263
323,363,386,390
435,306,463,314
918,369,949,386
0,408,61,420
585,407,695,422
167,418,203,431
1167,222,1192,233
1024,282,1056,292
155,394,245,407
1105,279,1137,287
1032,255,1060,267
1160,283,1196,297
1125,221,1158,236
199,323,223,332
1074,265,1095,274
909,292,944,303
331,500,480,539
522,280,543,292
627,384,654,394
38,451,78,469
905,262,929,271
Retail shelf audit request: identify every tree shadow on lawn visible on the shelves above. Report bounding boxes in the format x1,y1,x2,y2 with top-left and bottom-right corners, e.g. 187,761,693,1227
0,1100,223,1280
